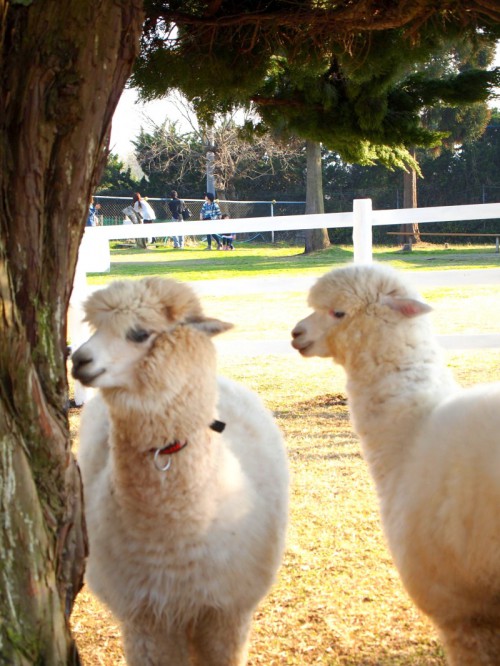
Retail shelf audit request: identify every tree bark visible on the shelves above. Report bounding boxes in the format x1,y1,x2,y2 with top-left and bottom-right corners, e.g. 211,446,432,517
400,147,421,247
304,140,330,253
0,2,143,663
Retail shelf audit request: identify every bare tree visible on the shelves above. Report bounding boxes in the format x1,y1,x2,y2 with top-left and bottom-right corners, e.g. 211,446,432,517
133,96,304,199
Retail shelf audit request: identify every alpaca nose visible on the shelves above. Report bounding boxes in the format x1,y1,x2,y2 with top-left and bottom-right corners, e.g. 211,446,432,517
71,346,94,379
291,325,303,350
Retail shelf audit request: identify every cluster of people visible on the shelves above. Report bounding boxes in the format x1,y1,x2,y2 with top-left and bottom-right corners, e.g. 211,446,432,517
122,190,235,250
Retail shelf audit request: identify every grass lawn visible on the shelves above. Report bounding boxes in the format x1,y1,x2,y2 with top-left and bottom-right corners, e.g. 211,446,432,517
70,243,500,664
85,240,500,286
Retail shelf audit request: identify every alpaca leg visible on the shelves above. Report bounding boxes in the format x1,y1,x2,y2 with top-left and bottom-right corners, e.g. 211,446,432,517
122,621,190,666
190,608,253,666
440,619,500,666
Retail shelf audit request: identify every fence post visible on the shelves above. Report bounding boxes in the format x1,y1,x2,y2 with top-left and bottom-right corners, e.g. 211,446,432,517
353,198,373,264
270,200,275,243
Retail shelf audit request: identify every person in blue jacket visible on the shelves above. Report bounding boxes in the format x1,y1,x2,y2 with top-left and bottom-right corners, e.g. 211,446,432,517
87,197,101,227
200,192,222,250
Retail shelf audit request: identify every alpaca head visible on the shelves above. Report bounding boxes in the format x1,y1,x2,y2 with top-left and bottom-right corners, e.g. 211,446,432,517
71,278,232,391
291,264,432,364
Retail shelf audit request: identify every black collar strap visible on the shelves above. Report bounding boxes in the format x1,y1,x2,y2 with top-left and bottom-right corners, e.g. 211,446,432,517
210,419,226,433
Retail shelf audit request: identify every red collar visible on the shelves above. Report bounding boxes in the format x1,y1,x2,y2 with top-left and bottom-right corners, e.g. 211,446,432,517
152,420,226,458
155,440,188,456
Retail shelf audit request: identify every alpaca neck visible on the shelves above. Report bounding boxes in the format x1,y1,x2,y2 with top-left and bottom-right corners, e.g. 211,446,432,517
102,384,220,520
343,338,457,490
110,418,219,522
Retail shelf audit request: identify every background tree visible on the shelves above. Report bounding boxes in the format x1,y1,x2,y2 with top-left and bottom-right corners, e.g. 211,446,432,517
134,2,500,170
132,3,498,254
320,107,500,243
399,35,497,245
131,105,305,201
304,140,330,253
132,121,204,195
417,108,500,227
97,153,142,196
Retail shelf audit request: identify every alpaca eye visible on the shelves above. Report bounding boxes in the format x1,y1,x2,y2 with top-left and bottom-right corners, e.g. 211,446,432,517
330,310,345,319
126,328,151,343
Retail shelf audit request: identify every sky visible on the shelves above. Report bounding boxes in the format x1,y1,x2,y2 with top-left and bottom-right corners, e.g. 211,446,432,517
109,90,188,160
110,42,500,160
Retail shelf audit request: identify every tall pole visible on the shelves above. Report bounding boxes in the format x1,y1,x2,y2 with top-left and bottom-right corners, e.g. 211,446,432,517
206,125,215,195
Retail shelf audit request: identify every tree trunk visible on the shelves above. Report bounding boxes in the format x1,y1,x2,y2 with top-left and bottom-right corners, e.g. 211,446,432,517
400,147,421,248
0,2,143,663
304,140,330,254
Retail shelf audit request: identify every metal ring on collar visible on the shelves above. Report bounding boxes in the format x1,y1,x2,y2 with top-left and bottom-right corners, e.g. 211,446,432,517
154,449,172,472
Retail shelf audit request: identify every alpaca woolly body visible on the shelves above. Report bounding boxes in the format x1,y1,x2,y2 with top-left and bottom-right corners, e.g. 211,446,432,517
73,278,289,666
291,263,500,666
79,377,283,627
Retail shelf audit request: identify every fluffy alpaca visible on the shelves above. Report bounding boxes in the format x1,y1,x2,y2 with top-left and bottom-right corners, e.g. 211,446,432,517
291,263,500,666
68,257,92,406
72,277,289,666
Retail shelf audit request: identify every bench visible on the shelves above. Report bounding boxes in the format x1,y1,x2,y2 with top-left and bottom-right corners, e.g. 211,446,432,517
387,231,500,253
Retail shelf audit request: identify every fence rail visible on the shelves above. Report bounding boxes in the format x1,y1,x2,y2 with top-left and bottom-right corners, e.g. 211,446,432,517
76,198,500,350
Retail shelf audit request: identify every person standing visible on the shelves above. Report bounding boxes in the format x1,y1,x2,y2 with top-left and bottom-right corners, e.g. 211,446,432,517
200,192,222,250
167,190,185,249
86,197,101,227
133,192,157,244
220,213,235,250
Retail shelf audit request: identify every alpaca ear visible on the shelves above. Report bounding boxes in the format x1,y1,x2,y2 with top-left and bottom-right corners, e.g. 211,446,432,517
380,295,432,318
164,304,186,322
186,316,234,337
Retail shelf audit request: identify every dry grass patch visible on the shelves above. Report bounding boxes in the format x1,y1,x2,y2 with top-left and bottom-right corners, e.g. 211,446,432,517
70,264,500,666
69,307,500,665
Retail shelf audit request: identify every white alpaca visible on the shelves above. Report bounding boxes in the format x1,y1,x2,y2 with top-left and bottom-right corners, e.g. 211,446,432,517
68,256,92,406
291,263,500,666
72,277,289,666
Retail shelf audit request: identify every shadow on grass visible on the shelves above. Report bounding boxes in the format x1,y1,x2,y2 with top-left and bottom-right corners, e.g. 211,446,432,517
275,393,362,462
375,246,500,270
89,244,355,281
334,649,445,666
287,445,361,463
88,242,500,285
274,393,349,421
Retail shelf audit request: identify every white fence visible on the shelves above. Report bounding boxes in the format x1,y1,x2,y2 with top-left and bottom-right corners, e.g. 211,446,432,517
76,198,500,351
81,198,500,271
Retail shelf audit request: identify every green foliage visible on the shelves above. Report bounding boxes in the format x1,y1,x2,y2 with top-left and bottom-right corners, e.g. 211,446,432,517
97,153,141,195
130,123,207,197
131,1,500,170
418,108,500,213
321,108,500,242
